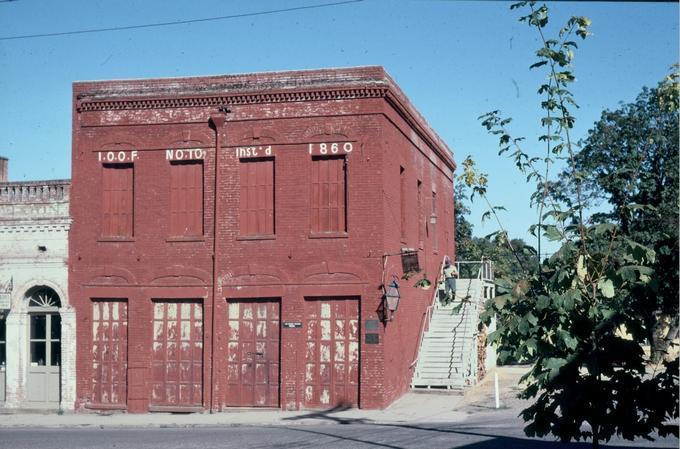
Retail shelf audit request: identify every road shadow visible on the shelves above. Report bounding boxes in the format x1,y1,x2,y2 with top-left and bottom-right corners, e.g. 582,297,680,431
281,418,675,448
282,401,373,425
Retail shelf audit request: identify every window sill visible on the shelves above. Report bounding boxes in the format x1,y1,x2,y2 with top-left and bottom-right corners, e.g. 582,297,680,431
166,236,205,242
309,232,349,239
236,234,276,241
98,237,135,243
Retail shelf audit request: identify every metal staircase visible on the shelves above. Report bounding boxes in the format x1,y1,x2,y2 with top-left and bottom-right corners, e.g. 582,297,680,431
411,261,494,390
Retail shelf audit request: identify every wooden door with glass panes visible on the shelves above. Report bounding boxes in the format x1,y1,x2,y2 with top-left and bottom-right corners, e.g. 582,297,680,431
27,288,61,406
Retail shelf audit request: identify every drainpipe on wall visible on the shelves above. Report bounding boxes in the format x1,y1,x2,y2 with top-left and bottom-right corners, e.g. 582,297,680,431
209,110,228,413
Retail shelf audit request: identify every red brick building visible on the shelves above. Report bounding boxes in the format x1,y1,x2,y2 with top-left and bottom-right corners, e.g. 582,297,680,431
70,66,456,413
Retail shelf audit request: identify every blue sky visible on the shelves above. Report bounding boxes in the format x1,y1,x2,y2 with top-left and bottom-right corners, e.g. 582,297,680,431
1,0,677,253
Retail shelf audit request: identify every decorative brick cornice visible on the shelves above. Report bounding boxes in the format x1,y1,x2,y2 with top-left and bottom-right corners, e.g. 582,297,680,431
73,66,455,170
77,87,389,112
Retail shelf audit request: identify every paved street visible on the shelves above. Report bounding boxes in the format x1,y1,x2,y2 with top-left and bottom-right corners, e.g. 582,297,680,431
0,367,676,448
0,420,677,449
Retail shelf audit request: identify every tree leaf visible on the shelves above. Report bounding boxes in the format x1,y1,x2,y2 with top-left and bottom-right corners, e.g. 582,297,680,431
576,255,587,281
494,294,509,309
598,278,615,298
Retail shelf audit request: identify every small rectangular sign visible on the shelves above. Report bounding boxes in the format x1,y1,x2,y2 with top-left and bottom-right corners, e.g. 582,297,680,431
365,333,379,345
0,293,10,309
282,321,302,329
365,320,380,331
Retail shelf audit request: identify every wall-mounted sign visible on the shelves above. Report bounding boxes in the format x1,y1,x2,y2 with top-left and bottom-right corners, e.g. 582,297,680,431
97,150,139,163
282,321,302,329
365,333,379,344
166,148,205,161
0,293,10,310
308,142,353,156
365,320,380,331
235,146,275,158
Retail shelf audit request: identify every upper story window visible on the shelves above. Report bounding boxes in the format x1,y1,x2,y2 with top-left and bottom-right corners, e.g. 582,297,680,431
311,155,347,234
239,158,274,236
417,180,424,247
400,166,406,241
431,190,438,252
170,161,204,237
102,164,134,238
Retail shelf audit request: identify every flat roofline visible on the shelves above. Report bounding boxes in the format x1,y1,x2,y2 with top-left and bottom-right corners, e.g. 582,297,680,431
0,179,71,186
73,66,455,169
73,65,385,85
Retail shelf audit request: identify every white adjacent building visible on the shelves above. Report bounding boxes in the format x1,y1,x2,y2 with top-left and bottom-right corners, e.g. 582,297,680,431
0,157,75,410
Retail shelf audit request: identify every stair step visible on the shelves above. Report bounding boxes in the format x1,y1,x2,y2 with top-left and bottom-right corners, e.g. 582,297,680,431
412,377,468,385
417,358,463,364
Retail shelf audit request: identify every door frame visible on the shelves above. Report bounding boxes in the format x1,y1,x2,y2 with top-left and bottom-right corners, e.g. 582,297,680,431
225,297,281,408
26,287,62,407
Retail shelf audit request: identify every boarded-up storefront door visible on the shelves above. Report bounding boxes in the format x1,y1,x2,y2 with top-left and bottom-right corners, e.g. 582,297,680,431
304,297,359,408
151,300,203,409
91,300,128,407
226,299,280,407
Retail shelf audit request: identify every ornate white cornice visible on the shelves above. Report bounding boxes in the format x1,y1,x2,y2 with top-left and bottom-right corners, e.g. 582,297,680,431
0,223,71,233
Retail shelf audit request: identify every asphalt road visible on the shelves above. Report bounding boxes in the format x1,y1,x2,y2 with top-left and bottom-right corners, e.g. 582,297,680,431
0,420,676,449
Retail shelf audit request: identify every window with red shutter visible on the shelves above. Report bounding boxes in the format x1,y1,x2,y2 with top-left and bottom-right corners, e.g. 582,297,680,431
239,159,274,236
432,190,438,252
311,156,347,234
417,180,424,247
400,166,406,241
102,164,134,238
170,161,204,237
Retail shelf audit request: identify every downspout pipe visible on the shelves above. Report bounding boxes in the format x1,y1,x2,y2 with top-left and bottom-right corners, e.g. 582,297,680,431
209,110,228,413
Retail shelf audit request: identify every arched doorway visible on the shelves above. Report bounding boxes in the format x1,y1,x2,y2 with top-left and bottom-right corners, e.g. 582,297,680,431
26,287,61,406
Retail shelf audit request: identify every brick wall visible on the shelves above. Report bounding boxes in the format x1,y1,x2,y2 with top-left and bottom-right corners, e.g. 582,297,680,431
70,67,455,412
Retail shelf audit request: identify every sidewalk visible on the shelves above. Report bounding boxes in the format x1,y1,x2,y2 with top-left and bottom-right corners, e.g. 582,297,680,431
0,366,529,429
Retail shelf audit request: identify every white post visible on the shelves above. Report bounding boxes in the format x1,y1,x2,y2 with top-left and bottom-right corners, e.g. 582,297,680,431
494,371,500,409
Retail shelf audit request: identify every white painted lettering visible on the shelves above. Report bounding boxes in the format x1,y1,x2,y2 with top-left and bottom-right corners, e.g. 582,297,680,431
236,146,275,159
166,148,205,161
308,142,354,156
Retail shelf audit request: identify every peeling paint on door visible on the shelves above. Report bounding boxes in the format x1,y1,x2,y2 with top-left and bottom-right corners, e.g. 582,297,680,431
225,299,280,407
303,297,359,408
150,300,203,408
91,300,128,406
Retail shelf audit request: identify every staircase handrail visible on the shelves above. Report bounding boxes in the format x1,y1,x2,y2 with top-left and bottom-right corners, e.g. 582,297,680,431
454,259,494,283
409,255,449,370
